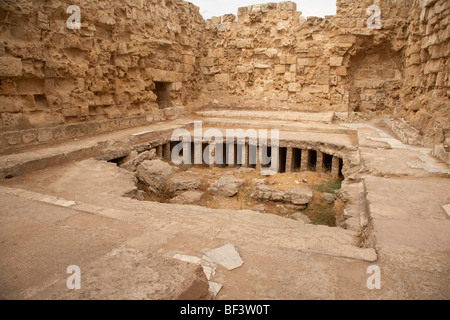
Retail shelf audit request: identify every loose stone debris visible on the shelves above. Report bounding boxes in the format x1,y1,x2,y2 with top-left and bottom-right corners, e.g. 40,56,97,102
165,244,244,298
205,244,244,271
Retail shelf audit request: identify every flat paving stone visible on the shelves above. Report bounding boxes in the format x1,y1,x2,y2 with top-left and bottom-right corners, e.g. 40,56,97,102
205,244,244,271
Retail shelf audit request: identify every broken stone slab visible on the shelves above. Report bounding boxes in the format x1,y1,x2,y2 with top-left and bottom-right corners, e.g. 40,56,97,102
283,187,313,205
252,184,284,202
172,253,216,281
205,244,244,271
173,254,203,265
124,189,146,201
166,175,202,194
136,160,173,192
120,149,157,172
251,204,267,213
252,178,267,185
40,196,76,208
322,193,337,204
208,175,245,197
169,191,203,204
290,212,312,224
208,281,223,297
235,167,255,174
443,204,450,218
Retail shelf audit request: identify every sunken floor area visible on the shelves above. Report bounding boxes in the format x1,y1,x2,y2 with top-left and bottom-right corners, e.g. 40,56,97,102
0,110,449,300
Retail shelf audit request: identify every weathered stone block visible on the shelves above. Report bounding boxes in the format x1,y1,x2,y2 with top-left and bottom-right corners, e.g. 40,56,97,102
288,83,299,92
62,107,80,118
183,55,196,65
0,57,23,77
305,85,330,94
217,23,231,32
278,2,296,11
22,130,38,144
208,48,224,58
236,65,253,73
335,66,347,76
337,34,357,43
184,64,195,73
4,132,22,145
206,82,219,91
274,65,286,74
38,128,53,142
237,7,248,17
215,74,228,83
254,63,270,69
284,72,294,82
202,58,214,67
330,57,344,67
281,55,297,65
297,58,316,66
235,39,253,49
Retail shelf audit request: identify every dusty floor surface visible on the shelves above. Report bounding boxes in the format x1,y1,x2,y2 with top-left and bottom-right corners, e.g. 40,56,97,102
0,117,449,300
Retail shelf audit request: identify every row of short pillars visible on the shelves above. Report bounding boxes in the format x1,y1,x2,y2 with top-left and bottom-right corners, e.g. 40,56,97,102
284,147,343,178
156,142,343,178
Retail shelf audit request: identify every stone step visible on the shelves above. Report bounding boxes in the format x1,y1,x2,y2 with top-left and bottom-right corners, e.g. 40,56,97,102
0,120,191,179
201,118,355,135
196,110,335,123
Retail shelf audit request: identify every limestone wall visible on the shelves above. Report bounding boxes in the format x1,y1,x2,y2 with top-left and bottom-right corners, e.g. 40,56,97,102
202,2,343,111
200,0,448,146
0,0,205,152
200,1,413,112
398,0,449,146
0,0,448,153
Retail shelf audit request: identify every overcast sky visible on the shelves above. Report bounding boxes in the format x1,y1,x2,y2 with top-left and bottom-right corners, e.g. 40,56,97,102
186,0,337,20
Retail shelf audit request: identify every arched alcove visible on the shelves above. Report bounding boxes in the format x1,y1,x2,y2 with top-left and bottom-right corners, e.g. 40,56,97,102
346,42,404,115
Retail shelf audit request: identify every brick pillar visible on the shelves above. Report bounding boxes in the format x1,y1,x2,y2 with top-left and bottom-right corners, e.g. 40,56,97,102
316,151,324,173
286,147,293,173
243,144,249,167
301,149,310,172
157,145,163,158
332,156,340,178
164,143,171,161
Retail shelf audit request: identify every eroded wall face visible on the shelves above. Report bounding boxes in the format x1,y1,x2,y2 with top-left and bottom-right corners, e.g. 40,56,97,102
400,0,449,146
0,0,448,152
347,45,403,114
0,0,205,151
201,0,448,146
202,2,346,111
201,1,415,112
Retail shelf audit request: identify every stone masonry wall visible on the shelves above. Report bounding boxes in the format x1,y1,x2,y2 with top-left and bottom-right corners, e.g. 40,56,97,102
398,0,449,146
0,0,448,153
202,2,344,112
200,1,414,112
0,0,205,153
201,0,448,146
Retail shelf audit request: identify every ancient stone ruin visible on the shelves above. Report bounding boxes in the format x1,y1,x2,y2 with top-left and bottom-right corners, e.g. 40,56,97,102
0,0,449,301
